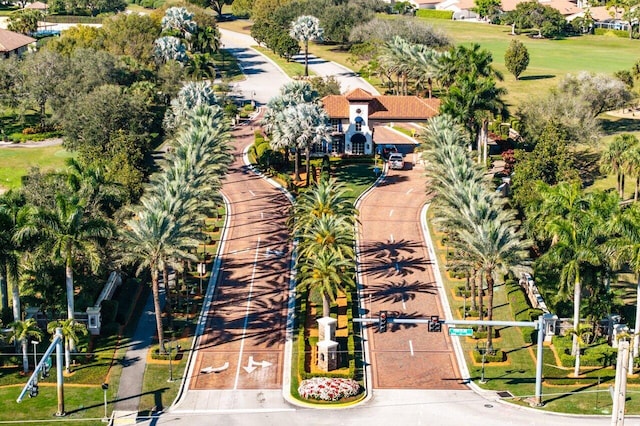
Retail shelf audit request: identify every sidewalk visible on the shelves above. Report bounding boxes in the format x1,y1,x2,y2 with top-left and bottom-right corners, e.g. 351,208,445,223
112,286,165,419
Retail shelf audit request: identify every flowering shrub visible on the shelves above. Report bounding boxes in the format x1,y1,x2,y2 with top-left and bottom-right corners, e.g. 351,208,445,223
298,377,361,401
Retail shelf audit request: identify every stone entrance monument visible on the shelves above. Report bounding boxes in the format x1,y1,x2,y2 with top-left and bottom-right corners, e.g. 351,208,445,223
316,317,338,371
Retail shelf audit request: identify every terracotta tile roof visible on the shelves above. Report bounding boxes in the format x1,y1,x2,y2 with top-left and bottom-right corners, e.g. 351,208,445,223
369,96,440,120
321,93,440,120
322,95,350,118
0,29,36,53
345,88,375,101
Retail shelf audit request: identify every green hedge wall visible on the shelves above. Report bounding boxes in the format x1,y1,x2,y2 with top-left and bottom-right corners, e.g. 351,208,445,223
416,9,454,19
506,280,543,344
594,28,629,38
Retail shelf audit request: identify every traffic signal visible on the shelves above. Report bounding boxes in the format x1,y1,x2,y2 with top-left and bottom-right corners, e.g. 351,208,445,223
29,384,39,398
378,311,388,333
429,315,442,332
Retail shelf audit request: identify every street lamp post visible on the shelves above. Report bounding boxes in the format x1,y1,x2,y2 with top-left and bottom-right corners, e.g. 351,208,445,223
221,43,225,75
478,342,488,384
101,383,109,422
164,339,174,382
32,340,39,373
198,262,206,295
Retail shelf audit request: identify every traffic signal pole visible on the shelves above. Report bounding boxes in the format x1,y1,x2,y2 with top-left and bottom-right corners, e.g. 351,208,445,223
17,327,65,415
355,315,546,405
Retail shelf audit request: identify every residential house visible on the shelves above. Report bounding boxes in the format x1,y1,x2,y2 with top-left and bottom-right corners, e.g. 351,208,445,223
0,28,36,59
320,88,440,156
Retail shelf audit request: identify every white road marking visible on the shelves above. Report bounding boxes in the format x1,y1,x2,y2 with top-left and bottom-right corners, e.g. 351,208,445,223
409,340,414,356
390,234,394,243
234,238,261,389
261,212,264,219
402,294,406,310
249,190,256,196
406,188,414,195
389,209,394,217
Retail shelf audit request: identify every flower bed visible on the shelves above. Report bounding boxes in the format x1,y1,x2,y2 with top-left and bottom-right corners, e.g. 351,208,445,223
298,377,361,401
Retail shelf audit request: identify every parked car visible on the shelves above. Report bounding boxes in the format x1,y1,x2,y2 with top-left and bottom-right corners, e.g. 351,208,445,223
388,153,404,170
378,144,398,159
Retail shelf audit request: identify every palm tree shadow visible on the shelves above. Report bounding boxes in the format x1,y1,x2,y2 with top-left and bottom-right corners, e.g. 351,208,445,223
64,388,169,415
368,279,437,305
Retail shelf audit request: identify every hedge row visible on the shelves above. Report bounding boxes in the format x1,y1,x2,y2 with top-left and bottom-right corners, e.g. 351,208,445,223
552,335,618,367
46,15,104,23
506,280,543,344
472,348,505,363
594,28,629,38
416,9,453,19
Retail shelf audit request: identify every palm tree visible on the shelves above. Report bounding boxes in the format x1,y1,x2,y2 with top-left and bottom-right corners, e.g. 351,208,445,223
275,102,332,186
262,81,321,183
601,133,638,199
290,15,324,77
193,25,219,55
186,53,217,81
154,36,188,65
291,177,358,232
121,204,199,353
297,214,355,262
440,73,508,165
15,194,113,321
298,249,354,318
451,205,531,350
608,203,640,358
622,143,640,202
47,319,88,373
437,43,503,89
161,6,197,40
536,183,613,369
8,318,43,373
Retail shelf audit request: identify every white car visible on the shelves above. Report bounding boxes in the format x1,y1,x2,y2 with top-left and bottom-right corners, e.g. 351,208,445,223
388,153,404,170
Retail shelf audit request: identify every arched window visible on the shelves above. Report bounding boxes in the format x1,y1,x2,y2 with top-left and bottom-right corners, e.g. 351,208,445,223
354,116,364,132
350,133,366,155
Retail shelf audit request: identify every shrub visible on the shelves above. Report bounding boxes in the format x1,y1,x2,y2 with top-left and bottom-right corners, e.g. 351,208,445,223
472,348,505,363
298,377,361,401
416,9,453,19
594,28,628,38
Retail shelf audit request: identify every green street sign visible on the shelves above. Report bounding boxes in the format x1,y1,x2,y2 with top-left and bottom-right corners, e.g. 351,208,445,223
448,328,473,337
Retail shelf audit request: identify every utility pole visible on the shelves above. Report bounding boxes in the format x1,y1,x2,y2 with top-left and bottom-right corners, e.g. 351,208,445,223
612,339,630,426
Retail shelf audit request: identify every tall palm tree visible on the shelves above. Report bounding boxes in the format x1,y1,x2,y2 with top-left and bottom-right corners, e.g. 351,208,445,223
47,319,88,373
623,143,640,202
440,73,508,164
121,203,199,352
608,203,640,358
15,194,113,321
275,102,332,186
8,318,43,373
291,177,357,231
298,249,354,318
262,81,322,183
601,133,638,199
290,15,324,77
536,183,613,373
451,205,531,350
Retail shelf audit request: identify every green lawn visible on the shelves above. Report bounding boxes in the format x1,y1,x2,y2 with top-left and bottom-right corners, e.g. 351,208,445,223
222,16,640,108
0,145,74,191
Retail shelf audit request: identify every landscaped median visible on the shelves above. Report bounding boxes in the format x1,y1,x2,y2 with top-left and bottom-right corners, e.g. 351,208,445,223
426,208,640,415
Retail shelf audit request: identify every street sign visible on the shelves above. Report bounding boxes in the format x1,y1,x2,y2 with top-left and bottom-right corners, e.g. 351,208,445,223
448,328,473,337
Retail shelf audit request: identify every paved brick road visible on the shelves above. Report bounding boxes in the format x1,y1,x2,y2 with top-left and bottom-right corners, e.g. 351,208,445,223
358,154,466,389
190,117,292,391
